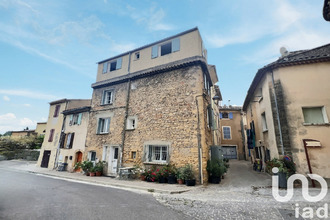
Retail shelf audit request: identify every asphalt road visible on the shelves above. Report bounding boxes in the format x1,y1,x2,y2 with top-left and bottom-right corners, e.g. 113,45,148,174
0,169,187,220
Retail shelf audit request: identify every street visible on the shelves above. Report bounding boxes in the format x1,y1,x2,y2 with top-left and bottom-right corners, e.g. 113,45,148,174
0,169,187,220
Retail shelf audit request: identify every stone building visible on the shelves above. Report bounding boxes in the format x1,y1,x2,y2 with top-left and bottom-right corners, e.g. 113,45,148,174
243,44,330,180
35,122,47,137
85,27,219,184
57,105,91,172
219,106,245,160
37,99,91,169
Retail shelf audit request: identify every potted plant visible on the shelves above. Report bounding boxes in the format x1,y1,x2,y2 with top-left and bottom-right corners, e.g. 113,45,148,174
95,161,105,176
89,166,96,176
207,159,223,184
73,161,82,172
80,161,93,176
176,167,184,184
267,156,296,188
182,164,196,186
140,169,147,181
167,165,177,184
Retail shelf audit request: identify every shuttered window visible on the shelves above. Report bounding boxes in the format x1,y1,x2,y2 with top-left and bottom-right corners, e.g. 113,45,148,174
223,126,231,140
48,129,55,142
102,62,108,73
97,118,110,134
151,38,180,58
53,105,60,117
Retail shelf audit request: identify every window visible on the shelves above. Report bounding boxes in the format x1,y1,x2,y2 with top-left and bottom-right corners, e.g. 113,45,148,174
220,112,233,119
126,116,137,130
223,126,231,140
88,151,96,163
131,151,136,159
102,90,113,105
60,133,75,149
134,52,140,60
53,105,60,117
97,118,110,134
203,73,211,95
151,38,180,58
48,129,55,142
69,113,82,125
302,107,328,124
147,145,168,163
102,62,108,74
261,112,268,131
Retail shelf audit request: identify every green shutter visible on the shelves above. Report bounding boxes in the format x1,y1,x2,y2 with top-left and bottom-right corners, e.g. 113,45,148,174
151,45,158,58
172,38,180,52
77,113,82,125
116,57,122,69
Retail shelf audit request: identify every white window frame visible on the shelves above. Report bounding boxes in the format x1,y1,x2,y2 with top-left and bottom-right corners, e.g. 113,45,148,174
97,117,110,134
147,145,168,163
222,126,231,140
126,116,137,130
151,38,180,59
302,106,329,125
102,90,114,105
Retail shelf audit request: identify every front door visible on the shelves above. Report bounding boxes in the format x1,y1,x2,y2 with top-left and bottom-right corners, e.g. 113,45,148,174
75,151,83,172
108,146,119,175
222,146,237,159
41,150,51,168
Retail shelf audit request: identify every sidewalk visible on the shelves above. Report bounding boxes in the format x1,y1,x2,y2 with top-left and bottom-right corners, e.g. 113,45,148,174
0,160,201,194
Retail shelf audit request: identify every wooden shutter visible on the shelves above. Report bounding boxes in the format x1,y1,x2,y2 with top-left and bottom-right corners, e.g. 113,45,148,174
172,38,180,52
220,112,223,119
229,112,233,119
69,115,73,125
207,105,213,128
77,113,82,125
116,58,122,70
69,133,75,149
151,45,158,58
103,62,108,73
48,129,55,142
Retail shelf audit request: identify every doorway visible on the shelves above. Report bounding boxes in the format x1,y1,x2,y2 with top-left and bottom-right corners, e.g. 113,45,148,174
222,146,238,159
75,151,83,172
41,150,51,168
108,146,119,175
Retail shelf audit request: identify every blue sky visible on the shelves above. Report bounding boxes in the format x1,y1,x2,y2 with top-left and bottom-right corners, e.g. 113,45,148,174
0,0,329,134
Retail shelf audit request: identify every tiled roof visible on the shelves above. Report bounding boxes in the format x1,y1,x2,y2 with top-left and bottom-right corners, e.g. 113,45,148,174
243,43,330,111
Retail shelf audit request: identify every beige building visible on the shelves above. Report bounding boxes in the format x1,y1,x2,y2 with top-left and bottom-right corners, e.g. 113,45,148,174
35,122,47,136
243,44,330,180
10,129,37,139
219,106,245,160
58,105,90,172
37,99,91,169
86,27,219,184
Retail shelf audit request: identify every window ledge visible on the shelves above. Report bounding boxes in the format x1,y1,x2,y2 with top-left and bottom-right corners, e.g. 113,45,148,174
100,103,113,106
143,162,168,166
263,129,268,133
126,128,135,131
303,123,330,126
97,132,109,135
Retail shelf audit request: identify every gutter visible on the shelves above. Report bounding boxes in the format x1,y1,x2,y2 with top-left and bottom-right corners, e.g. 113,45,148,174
195,94,205,185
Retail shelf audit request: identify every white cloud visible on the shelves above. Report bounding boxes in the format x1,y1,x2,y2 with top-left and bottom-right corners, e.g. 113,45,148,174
23,104,31,107
0,89,59,101
111,43,137,54
0,113,36,133
127,5,175,32
3,96,10,101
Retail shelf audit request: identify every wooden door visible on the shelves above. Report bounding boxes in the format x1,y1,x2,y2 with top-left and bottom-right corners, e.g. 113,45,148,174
41,150,51,168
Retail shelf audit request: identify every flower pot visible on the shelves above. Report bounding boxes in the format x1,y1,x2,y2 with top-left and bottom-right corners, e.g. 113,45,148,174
158,176,167,183
209,176,221,184
168,175,177,184
85,172,90,176
90,172,96,177
185,179,196,186
177,179,184,184
278,172,287,188
140,175,146,181
95,171,102,176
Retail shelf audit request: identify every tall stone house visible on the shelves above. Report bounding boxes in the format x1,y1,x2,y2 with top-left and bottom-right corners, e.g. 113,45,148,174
85,27,219,184
37,99,91,169
243,43,330,181
219,106,246,160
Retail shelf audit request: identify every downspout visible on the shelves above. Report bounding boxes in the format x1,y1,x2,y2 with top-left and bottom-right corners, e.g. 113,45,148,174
54,102,67,169
195,94,205,184
270,70,284,155
120,52,132,170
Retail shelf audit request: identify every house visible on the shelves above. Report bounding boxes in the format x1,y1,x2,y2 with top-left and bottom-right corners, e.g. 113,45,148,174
35,122,47,137
243,43,330,181
57,105,91,172
85,27,219,184
10,129,37,139
219,105,246,160
37,99,91,169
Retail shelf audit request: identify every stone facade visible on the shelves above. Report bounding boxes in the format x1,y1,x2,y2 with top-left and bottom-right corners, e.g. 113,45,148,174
85,64,214,183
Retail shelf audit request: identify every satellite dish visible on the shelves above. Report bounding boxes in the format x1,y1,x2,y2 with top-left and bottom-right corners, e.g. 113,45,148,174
280,47,289,57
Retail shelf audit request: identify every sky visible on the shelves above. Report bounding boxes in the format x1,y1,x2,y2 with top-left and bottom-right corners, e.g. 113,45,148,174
0,0,329,134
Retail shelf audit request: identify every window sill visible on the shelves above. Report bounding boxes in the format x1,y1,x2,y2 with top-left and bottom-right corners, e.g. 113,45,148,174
303,123,330,126
262,129,268,133
143,161,168,166
97,132,109,135
126,128,135,131
100,103,113,106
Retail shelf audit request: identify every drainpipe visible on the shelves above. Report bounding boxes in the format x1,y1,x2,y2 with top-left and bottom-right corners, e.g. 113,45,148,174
120,52,132,170
271,71,284,156
195,94,205,185
54,102,67,169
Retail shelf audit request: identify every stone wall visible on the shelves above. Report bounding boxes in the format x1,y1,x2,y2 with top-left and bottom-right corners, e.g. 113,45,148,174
86,64,213,183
